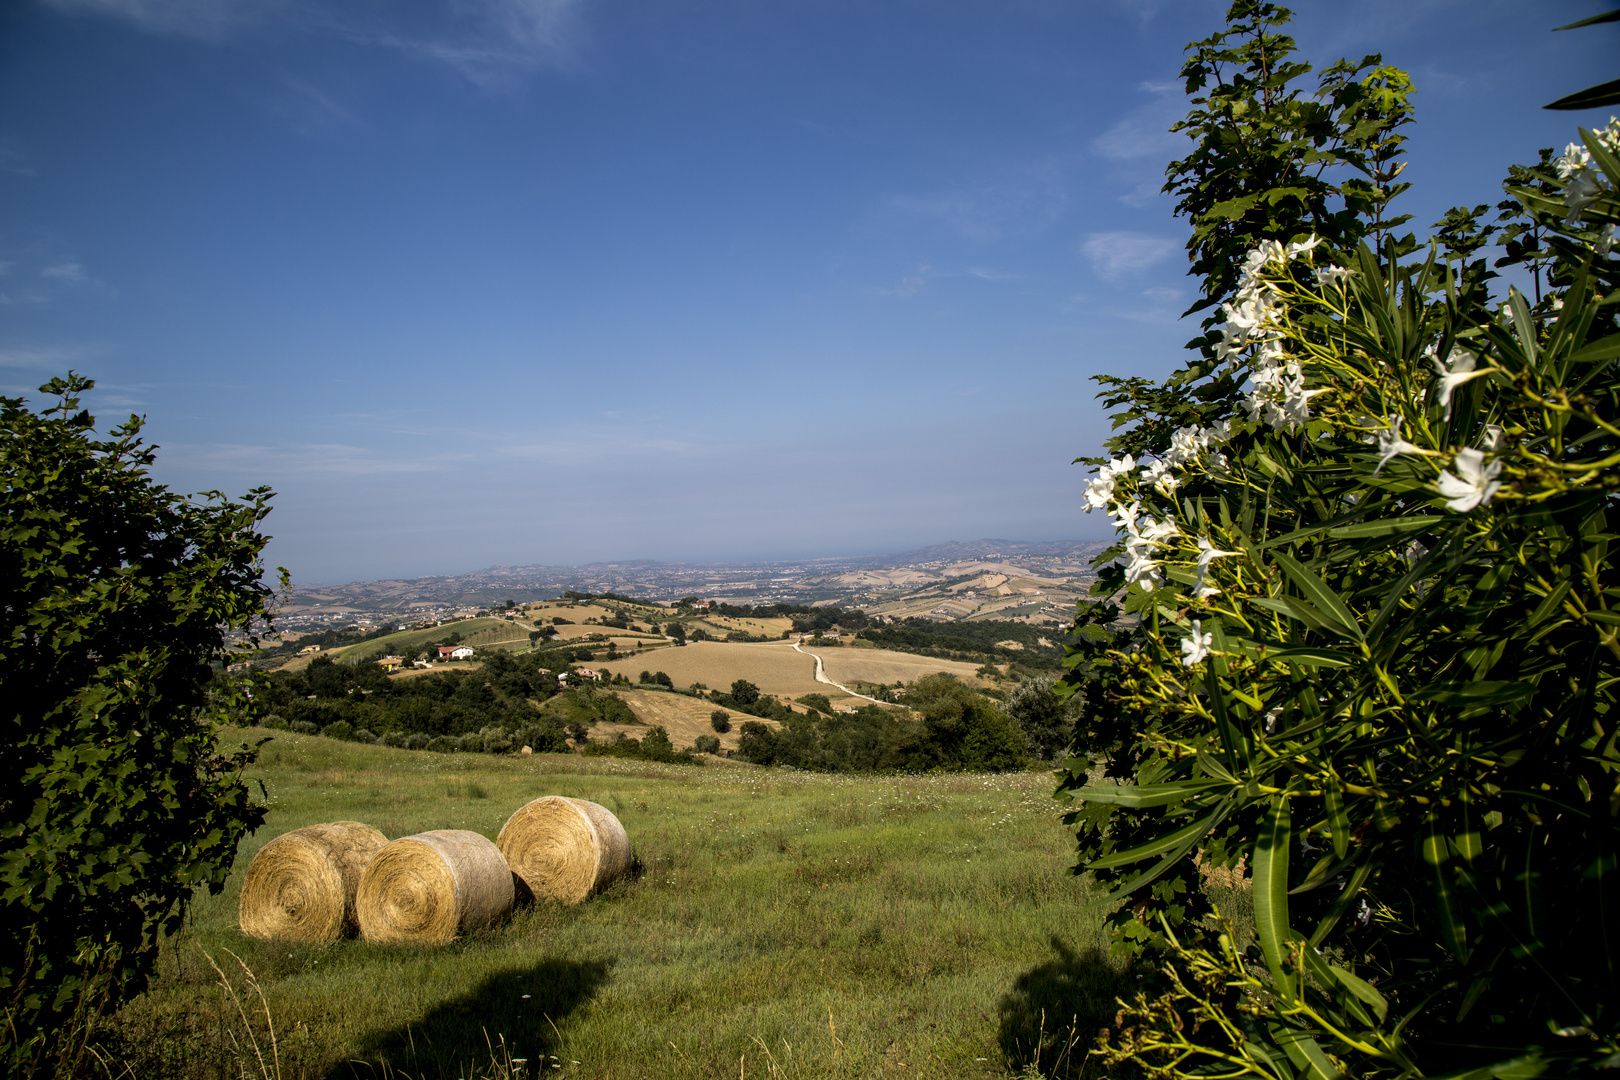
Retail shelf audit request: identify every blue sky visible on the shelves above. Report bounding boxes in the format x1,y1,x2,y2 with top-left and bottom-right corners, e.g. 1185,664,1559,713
1,0,1613,584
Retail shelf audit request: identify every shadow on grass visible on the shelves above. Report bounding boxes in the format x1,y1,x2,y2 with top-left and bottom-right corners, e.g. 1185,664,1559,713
998,937,1136,1080
346,957,611,1077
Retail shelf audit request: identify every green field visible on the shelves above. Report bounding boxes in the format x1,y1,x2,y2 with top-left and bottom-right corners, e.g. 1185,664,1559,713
104,732,1128,1080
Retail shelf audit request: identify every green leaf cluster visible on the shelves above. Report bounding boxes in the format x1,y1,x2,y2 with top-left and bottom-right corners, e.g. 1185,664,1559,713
1,375,278,1075
1057,11,1620,1076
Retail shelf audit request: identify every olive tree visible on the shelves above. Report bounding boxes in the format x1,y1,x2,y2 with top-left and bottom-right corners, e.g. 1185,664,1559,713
1,375,278,1075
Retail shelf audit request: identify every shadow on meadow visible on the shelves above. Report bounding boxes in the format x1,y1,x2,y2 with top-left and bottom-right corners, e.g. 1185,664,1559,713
346,957,611,1077
997,936,1136,1080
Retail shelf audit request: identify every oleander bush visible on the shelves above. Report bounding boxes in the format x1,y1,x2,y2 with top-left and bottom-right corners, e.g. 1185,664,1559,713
1057,4,1620,1076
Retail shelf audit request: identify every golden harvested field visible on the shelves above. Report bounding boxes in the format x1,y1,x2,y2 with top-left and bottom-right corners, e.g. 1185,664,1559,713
592,640,989,702
595,687,779,751
593,640,833,699
690,613,794,638
816,647,985,687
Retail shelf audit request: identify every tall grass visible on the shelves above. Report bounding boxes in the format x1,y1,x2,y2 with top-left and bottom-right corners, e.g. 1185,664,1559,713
94,733,1131,1079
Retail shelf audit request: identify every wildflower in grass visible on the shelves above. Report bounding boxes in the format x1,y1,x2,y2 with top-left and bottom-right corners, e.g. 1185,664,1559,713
1437,447,1502,512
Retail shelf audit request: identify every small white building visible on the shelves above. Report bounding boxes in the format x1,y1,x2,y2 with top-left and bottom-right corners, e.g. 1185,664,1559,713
450,646,475,660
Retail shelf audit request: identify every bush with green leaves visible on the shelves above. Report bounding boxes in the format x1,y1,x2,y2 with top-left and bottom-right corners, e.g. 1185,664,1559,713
710,709,732,733
1,375,276,1076
1060,116,1620,1080
693,734,721,755
1054,4,1620,1075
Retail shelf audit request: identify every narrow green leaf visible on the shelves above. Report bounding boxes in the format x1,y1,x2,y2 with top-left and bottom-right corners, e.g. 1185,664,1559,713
1094,800,1235,904
1553,10,1620,30
1264,647,1357,668
1073,779,1226,808
1408,681,1533,706
1425,817,1471,963
1324,517,1436,540
1325,777,1349,860
1273,551,1365,641
1564,331,1620,368
1254,797,1297,1000
1196,748,1237,785
1088,807,1229,871
1545,78,1620,111
1272,1022,1340,1080
1330,965,1389,1024
1527,579,1572,627
1250,595,1342,636
1310,858,1375,948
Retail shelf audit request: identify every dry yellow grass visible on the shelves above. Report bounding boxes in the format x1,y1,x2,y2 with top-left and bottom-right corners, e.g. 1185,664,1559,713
689,614,794,638
596,688,780,751
816,647,984,688
594,640,830,699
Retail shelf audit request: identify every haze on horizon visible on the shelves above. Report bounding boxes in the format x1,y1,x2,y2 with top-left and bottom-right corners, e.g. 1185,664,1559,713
1,0,1609,583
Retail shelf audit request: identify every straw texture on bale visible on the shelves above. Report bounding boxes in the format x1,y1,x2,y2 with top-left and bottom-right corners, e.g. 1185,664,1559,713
238,821,389,944
498,797,631,904
356,830,514,944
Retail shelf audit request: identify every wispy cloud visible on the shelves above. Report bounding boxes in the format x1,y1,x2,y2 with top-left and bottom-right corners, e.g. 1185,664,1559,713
36,0,277,42
1081,231,1179,278
164,441,458,477
890,160,1068,243
266,72,362,135
0,140,38,177
36,0,589,86
41,260,86,283
875,264,932,298
0,342,109,369
1092,82,1188,162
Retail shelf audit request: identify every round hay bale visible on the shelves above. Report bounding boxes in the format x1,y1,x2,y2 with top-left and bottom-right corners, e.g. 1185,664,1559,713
238,821,389,944
356,830,514,944
497,797,631,904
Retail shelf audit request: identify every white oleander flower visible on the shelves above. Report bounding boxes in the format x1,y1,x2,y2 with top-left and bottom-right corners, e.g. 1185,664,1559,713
1433,348,1487,419
1180,620,1213,667
1436,447,1502,512
1083,472,1115,512
1374,416,1424,474
1274,374,1327,432
1141,457,1179,497
1192,537,1238,598
1315,265,1352,290
1286,235,1324,258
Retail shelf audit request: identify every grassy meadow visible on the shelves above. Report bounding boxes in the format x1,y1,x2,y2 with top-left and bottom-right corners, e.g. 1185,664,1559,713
103,731,1133,1080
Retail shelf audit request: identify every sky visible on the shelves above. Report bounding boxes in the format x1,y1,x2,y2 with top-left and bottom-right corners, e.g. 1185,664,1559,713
0,0,1614,584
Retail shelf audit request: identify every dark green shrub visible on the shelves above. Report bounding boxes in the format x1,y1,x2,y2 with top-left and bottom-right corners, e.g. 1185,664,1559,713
710,710,731,733
352,728,376,744
289,720,319,736
1,375,275,1075
322,720,354,741
425,736,456,753
795,693,833,715
693,734,721,755
405,733,430,751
